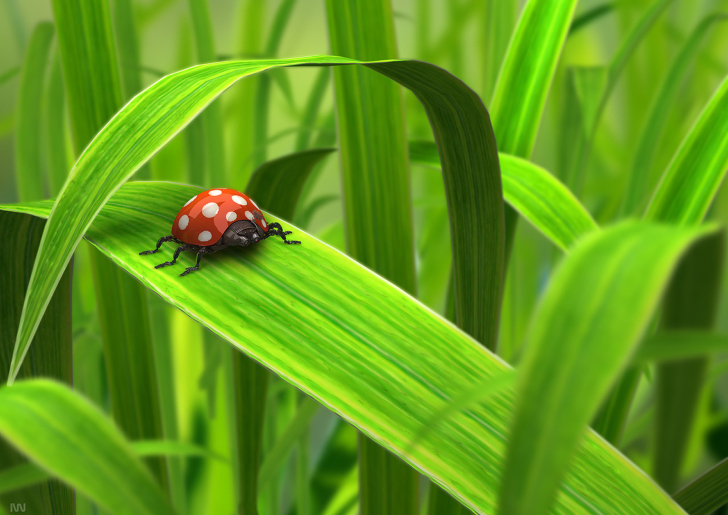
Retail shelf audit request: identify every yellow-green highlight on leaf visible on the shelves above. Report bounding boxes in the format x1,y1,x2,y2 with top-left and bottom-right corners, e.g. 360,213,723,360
499,220,715,515
645,74,728,225
15,22,54,202
6,56,505,408
0,380,174,515
0,182,687,514
409,140,598,251
490,0,578,158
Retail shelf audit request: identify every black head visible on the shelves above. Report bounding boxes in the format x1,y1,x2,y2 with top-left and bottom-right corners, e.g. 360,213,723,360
221,220,263,247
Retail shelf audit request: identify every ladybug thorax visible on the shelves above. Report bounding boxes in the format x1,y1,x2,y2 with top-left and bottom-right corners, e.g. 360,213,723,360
172,188,268,246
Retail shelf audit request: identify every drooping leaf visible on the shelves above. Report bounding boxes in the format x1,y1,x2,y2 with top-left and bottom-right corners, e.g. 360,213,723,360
0,182,688,514
500,221,715,515
0,380,173,515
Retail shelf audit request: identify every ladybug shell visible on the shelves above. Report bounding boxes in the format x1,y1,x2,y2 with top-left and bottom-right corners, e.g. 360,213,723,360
172,188,268,246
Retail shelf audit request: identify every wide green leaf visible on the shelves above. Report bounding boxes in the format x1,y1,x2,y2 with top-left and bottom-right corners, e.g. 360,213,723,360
500,221,714,515
6,56,504,400
0,182,687,514
409,141,597,250
0,379,173,515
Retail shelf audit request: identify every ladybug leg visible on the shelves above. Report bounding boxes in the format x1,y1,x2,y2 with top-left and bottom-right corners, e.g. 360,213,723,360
265,223,301,245
140,235,175,255
180,248,214,277
155,244,194,269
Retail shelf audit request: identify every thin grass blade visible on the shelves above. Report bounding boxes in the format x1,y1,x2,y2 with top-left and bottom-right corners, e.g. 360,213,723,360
674,457,728,515
15,22,54,202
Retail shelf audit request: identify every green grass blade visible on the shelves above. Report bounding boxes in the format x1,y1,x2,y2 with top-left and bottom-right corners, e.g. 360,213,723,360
645,74,728,224
258,396,321,491
112,0,144,100
188,0,225,186
633,332,728,363
621,13,728,215
481,0,517,101
674,457,728,515
325,3,420,510
0,182,689,514
246,148,335,219
295,67,330,151
489,0,578,261
569,3,614,35
0,380,174,515
0,464,48,495
51,0,169,490
44,50,72,196
491,0,577,158
0,211,74,514
500,220,715,515
409,141,597,251
654,233,724,492
15,22,54,202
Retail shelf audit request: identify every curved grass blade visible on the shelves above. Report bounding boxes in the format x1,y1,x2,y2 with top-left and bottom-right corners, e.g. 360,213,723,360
621,13,728,215
674,457,728,515
569,3,614,35
645,74,728,224
500,221,715,515
15,22,54,202
246,148,335,219
409,141,597,250
0,380,174,515
45,51,72,196
6,57,505,415
0,182,687,514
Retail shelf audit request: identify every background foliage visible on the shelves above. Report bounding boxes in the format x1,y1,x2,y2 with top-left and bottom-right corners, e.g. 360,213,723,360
2,0,728,514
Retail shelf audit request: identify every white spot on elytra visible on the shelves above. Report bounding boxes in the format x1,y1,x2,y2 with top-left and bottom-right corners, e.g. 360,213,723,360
232,195,247,206
202,202,219,218
198,231,212,242
262,220,267,228
184,195,197,207
209,189,222,196
226,211,237,222
178,215,189,230
245,211,254,221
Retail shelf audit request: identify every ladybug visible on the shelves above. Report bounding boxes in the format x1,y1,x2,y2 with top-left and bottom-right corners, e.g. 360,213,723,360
139,188,300,276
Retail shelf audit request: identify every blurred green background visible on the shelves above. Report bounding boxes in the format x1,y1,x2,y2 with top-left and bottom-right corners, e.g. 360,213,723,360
3,0,728,514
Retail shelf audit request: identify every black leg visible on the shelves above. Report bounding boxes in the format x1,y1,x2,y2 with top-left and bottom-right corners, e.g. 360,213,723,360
155,244,193,268
265,223,301,245
140,235,176,255
181,248,213,276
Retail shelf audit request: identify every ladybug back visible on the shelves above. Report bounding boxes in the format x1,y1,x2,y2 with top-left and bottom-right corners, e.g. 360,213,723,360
172,188,268,246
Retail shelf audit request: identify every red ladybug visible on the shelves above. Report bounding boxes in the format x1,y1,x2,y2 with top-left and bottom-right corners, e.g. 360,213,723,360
140,188,300,276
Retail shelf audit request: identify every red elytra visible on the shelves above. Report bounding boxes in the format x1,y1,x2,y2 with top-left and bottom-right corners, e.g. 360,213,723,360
172,188,267,246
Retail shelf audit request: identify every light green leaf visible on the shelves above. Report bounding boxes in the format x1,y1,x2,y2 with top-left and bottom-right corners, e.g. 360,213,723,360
15,22,54,201
0,182,687,514
409,141,597,251
0,380,173,515
500,221,715,515
645,74,728,224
